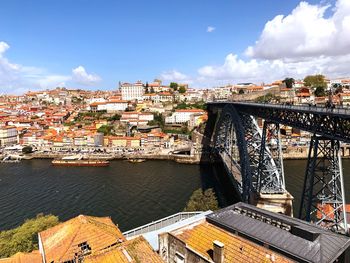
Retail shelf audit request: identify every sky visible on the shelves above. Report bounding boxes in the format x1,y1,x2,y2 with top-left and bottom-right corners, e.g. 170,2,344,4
0,0,349,94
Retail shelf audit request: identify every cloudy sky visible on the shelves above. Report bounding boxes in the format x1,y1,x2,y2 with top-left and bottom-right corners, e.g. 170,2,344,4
0,0,349,93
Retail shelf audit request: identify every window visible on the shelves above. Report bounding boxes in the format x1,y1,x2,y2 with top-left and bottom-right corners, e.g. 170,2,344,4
78,241,91,255
175,252,185,263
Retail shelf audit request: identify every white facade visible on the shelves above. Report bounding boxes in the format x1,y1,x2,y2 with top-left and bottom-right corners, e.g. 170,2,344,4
121,82,145,101
105,100,128,112
0,126,18,146
165,110,205,124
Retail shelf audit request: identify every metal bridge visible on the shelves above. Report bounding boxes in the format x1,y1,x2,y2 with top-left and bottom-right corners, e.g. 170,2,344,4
207,102,350,235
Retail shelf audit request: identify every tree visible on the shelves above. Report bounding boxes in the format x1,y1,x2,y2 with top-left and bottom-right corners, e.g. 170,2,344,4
0,214,59,258
107,113,121,121
314,86,326,97
97,125,115,135
304,74,327,88
178,86,186,93
22,146,33,154
282,78,295,89
170,82,178,91
145,82,149,94
184,188,219,212
238,89,244,94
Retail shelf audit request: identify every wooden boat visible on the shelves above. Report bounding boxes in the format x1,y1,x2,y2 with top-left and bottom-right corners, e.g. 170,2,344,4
52,159,109,167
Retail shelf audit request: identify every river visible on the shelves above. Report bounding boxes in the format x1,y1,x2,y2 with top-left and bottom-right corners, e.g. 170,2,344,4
0,159,349,231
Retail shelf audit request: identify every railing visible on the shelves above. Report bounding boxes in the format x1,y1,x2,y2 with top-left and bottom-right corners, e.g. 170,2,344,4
229,102,350,116
122,211,203,239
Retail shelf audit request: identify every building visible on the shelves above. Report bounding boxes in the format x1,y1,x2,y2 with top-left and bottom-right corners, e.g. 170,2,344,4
1,214,163,263
0,125,18,146
165,109,205,124
120,81,145,101
159,202,350,263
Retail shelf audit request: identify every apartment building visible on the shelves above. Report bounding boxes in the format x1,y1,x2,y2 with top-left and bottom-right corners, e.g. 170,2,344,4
165,109,205,124
0,125,18,146
120,81,145,101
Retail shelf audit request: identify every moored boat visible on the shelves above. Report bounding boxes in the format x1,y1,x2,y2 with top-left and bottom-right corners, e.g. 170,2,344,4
128,158,146,163
52,159,109,167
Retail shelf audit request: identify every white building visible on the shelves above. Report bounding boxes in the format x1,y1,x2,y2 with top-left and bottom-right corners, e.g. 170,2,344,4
0,125,18,146
120,81,145,101
165,109,205,124
105,100,128,112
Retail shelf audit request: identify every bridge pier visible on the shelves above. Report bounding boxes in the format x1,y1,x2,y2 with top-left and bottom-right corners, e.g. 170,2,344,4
299,135,348,234
250,191,294,216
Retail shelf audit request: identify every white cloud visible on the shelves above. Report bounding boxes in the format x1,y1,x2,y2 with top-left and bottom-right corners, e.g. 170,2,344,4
184,0,350,86
72,66,101,86
246,0,350,59
160,70,192,83
207,26,216,33
0,42,102,94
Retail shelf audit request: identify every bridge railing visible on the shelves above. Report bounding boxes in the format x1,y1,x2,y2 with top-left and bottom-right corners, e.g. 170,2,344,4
231,102,350,116
122,211,204,239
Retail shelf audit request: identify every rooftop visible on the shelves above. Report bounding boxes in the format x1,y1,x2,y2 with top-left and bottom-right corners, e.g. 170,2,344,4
171,220,291,263
39,214,125,262
207,202,350,263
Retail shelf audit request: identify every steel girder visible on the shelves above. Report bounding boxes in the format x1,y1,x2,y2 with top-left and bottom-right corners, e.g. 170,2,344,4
258,122,286,193
213,105,285,201
299,135,348,234
214,105,251,202
240,116,285,193
211,102,350,143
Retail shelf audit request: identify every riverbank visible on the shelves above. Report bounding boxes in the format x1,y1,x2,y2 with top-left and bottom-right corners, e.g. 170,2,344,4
20,152,203,164
2,147,349,165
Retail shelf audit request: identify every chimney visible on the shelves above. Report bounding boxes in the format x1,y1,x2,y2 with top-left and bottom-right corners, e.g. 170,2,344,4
213,240,224,263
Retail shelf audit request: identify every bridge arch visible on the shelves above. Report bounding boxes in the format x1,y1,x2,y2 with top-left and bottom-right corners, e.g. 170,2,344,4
214,104,252,202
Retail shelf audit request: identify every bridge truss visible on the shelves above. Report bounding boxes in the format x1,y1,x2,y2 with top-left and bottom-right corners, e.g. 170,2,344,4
214,105,286,202
210,102,349,234
299,136,348,234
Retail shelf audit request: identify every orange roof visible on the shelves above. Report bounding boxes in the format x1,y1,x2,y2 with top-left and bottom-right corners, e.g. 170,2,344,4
0,250,41,263
39,215,125,262
173,221,291,263
317,204,350,220
84,236,163,263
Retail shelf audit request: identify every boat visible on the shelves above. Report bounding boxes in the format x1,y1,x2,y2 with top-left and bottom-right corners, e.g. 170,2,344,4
128,158,146,163
52,159,110,167
52,154,109,167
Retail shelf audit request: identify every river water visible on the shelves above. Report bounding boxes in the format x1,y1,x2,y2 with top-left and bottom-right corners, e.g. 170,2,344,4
0,159,349,231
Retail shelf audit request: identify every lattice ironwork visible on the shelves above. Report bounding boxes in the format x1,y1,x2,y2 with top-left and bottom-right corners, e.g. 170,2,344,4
213,105,253,201
257,122,285,193
299,135,348,234
213,105,285,201
241,116,285,194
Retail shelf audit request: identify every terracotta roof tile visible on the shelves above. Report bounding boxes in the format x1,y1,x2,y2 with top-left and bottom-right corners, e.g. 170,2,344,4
84,236,163,263
39,215,125,262
173,221,291,263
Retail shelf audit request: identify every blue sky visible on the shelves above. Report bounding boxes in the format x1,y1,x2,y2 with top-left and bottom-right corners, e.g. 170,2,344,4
0,0,349,93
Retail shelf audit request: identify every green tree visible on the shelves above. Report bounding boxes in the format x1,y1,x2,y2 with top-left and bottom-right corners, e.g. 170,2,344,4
282,78,295,89
0,214,59,258
238,89,244,94
304,74,327,88
314,86,326,97
145,82,149,94
107,113,121,121
97,125,115,135
170,82,178,91
178,86,186,93
22,146,33,154
184,188,219,212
